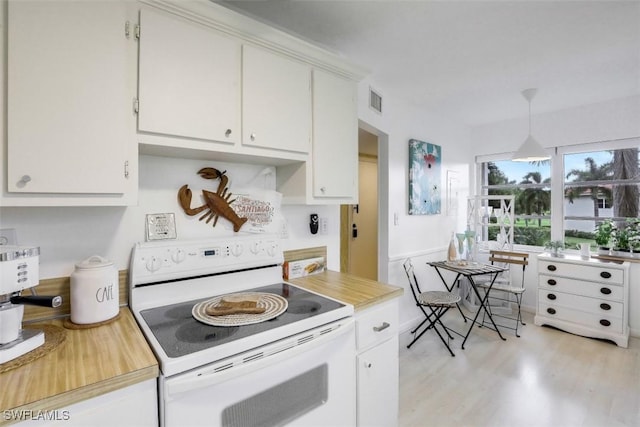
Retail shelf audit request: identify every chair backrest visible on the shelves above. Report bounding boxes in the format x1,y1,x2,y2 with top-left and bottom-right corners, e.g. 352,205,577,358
403,258,423,304
489,250,529,287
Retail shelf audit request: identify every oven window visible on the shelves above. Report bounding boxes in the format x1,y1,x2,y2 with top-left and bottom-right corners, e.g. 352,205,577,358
221,364,328,427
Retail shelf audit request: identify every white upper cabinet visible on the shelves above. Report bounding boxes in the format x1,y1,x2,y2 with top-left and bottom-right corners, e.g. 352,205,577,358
312,69,358,200
242,45,312,154
6,0,137,198
137,8,241,144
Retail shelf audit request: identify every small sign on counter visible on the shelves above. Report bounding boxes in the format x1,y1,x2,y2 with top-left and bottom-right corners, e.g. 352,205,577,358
283,257,325,280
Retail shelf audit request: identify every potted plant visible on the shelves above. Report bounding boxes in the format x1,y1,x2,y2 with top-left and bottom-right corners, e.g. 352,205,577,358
612,226,631,257
544,240,565,257
594,219,616,255
626,219,640,258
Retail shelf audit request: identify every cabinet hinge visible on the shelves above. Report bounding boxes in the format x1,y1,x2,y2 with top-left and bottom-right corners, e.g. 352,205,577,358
124,161,130,179
135,24,141,40
125,21,131,39
133,98,139,114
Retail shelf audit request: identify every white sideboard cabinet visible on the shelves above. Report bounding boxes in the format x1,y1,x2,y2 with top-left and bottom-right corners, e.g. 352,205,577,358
535,254,630,347
3,0,138,206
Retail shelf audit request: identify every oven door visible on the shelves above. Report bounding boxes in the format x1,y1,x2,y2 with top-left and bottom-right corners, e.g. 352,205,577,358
160,318,356,427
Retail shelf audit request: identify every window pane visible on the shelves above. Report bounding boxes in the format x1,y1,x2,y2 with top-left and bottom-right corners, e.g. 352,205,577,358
482,160,551,246
563,147,639,250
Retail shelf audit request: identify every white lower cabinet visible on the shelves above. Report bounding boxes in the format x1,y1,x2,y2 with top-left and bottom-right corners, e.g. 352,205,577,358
14,379,157,427
355,299,399,427
535,254,630,347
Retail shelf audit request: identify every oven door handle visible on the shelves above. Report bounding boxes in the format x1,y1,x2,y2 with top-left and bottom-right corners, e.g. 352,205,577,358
164,318,355,400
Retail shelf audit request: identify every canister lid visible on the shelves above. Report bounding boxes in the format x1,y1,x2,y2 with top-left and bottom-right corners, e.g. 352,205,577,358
75,255,114,269
0,246,40,262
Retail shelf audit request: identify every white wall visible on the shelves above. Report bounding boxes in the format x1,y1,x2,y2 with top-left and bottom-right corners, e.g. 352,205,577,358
357,76,474,331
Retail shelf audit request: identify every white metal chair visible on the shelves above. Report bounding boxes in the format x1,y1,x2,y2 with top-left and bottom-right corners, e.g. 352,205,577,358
476,250,529,337
403,258,463,356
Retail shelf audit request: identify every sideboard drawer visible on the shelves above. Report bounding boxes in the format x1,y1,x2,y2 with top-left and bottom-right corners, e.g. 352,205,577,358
538,274,623,302
538,302,623,334
538,260,623,284
537,289,624,318
356,299,398,351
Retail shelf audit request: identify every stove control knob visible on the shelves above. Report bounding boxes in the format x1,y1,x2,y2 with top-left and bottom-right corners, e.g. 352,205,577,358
171,249,186,264
266,242,278,257
249,241,263,254
230,243,243,257
145,256,162,272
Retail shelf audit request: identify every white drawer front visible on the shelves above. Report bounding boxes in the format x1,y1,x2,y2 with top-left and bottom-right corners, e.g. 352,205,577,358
538,274,623,302
356,300,399,351
538,302,623,334
539,260,623,284
537,289,623,318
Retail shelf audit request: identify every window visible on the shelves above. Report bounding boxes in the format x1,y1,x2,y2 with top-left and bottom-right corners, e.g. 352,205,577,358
564,146,639,249
479,160,551,246
597,198,612,209
477,139,639,249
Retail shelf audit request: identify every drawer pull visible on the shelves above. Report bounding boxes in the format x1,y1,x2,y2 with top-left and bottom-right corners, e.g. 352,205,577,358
547,308,556,315
373,322,390,332
600,271,612,279
600,287,612,295
547,265,557,272
547,293,557,300
600,319,611,327
600,303,611,311
547,279,557,286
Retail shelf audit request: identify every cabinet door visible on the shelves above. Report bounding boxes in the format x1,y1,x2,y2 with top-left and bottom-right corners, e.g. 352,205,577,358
357,335,399,427
312,70,358,199
137,8,240,144
242,45,311,153
7,0,135,194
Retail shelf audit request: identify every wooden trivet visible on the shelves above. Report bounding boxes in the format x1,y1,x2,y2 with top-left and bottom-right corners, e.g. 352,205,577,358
62,310,121,330
0,325,67,374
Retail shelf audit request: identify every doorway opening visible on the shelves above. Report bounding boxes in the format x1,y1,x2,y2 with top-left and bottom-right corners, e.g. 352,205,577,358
340,128,379,280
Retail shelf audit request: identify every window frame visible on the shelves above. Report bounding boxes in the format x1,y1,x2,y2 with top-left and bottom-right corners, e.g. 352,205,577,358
475,137,639,249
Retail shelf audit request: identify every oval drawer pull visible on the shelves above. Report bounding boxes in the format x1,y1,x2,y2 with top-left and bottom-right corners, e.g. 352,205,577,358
600,303,611,311
547,265,557,272
547,293,556,300
547,308,556,315
600,271,612,279
547,279,557,286
600,287,612,295
373,322,390,332
600,319,611,327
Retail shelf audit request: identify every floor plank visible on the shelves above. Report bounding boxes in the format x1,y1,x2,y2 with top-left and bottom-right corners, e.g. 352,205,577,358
399,311,640,427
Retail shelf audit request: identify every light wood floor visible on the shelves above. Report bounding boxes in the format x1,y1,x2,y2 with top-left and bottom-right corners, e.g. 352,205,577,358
398,311,640,427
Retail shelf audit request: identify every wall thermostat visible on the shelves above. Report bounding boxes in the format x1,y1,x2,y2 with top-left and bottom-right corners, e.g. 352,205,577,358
146,213,177,241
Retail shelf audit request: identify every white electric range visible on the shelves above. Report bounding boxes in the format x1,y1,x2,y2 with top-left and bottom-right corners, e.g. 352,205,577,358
129,235,356,427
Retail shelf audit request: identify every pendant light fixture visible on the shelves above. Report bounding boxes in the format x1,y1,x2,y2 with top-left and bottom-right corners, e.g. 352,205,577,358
512,88,549,162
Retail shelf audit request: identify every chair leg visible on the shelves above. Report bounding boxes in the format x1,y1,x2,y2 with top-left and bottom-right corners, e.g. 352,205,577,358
407,306,456,356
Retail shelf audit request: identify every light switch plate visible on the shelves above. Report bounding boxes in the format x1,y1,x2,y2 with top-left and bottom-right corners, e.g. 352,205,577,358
146,213,177,241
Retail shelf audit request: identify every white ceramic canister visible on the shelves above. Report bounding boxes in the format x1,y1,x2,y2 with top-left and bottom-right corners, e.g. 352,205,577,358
70,256,119,324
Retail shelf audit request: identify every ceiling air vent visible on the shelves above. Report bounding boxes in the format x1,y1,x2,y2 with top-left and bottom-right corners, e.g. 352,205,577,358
369,87,382,114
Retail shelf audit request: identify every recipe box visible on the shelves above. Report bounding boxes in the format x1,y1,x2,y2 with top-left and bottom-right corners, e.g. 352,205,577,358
283,257,325,280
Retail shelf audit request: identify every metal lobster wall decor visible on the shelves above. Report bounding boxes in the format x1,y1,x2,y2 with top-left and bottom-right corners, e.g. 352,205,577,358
178,167,248,232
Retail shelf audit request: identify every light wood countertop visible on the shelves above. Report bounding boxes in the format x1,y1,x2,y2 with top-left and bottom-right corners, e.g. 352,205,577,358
287,270,403,312
0,308,158,416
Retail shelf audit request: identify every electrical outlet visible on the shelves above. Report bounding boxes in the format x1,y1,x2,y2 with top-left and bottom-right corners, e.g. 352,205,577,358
0,228,17,246
146,213,177,241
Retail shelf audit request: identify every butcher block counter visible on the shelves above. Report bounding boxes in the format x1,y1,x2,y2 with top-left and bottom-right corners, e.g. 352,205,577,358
0,308,158,421
287,270,403,311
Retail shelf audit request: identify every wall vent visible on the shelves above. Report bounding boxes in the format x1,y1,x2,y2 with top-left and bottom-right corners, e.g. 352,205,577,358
369,87,382,114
